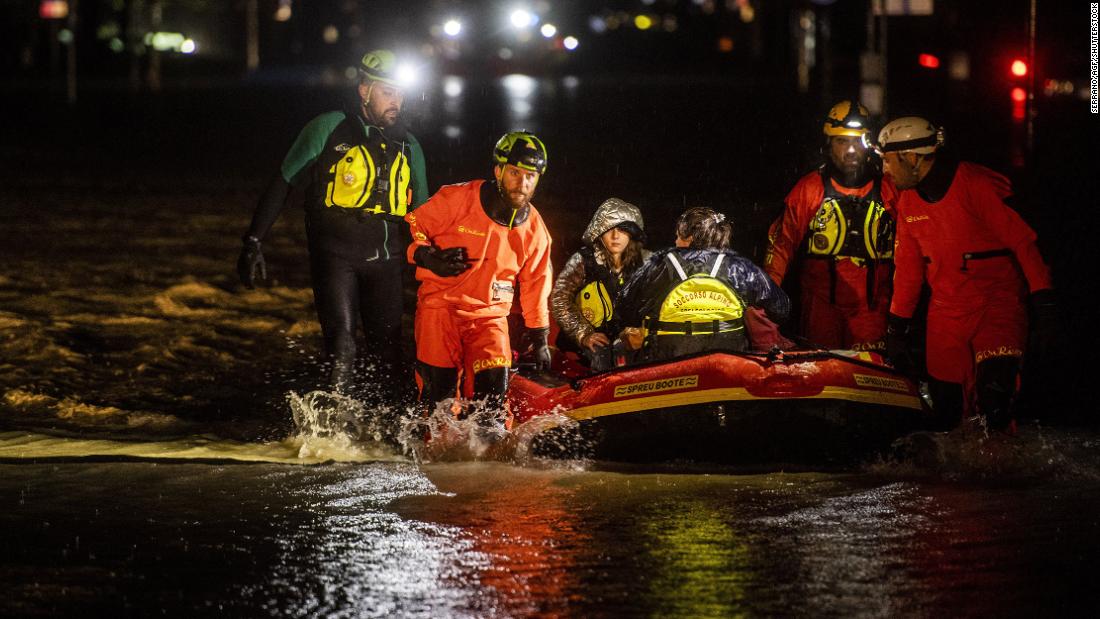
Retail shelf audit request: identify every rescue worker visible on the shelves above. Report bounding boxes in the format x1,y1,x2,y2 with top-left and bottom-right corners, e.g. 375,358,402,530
550,198,651,371
617,207,790,361
405,131,554,426
236,50,429,397
764,100,898,351
877,116,1056,432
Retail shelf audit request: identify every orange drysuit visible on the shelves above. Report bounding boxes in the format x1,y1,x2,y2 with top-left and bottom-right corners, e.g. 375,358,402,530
765,171,898,350
891,161,1052,408
406,180,553,395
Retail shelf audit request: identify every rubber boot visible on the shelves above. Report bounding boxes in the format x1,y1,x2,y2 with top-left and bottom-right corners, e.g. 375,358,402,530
927,378,964,431
416,362,459,415
471,367,511,437
975,356,1021,433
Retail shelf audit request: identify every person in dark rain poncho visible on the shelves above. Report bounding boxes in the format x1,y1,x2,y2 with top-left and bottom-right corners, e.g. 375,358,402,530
235,50,428,399
616,207,790,362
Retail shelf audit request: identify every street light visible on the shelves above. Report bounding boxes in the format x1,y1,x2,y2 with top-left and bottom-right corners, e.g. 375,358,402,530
510,9,534,29
443,19,462,37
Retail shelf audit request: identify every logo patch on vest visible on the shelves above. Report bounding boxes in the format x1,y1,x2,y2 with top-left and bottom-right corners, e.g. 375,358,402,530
491,281,514,302
458,225,487,237
334,143,352,152
906,214,930,223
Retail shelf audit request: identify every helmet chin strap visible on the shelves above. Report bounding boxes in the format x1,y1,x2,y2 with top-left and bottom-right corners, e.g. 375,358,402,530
494,168,516,206
897,152,930,186
361,81,378,123
492,169,523,229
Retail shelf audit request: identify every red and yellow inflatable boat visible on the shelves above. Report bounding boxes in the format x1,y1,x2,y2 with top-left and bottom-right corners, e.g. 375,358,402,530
508,349,929,465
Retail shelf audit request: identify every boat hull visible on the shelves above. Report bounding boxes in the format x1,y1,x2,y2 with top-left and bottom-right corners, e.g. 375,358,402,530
509,351,929,465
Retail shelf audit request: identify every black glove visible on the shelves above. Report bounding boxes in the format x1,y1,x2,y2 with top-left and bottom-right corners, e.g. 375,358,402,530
1028,289,1057,363
527,327,552,371
885,313,914,373
414,245,471,277
237,235,266,288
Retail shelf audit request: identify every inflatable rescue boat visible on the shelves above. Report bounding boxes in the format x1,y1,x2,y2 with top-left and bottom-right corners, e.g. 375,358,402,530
509,349,930,465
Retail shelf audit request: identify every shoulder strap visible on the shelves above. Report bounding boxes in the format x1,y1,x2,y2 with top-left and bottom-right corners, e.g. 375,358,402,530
819,168,835,199
666,252,689,281
579,246,598,274
709,253,725,277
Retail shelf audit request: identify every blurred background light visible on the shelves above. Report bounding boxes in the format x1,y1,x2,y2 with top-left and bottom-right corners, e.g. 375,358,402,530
510,9,534,29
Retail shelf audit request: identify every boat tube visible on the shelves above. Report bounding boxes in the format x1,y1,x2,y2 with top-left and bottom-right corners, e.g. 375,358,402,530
508,349,930,465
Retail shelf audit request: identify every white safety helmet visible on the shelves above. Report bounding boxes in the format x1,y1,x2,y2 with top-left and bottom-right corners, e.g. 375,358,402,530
875,116,944,155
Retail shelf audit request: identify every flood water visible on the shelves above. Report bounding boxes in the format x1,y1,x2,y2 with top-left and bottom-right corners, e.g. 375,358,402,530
2,71,1098,616
4,440,1100,617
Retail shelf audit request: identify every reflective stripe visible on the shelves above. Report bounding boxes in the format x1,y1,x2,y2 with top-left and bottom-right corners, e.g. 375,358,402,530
709,253,725,277
666,253,688,281
566,385,924,420
386,150,411,217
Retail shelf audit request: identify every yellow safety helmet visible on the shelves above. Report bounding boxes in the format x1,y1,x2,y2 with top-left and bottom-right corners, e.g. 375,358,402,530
359,49,400,86
823,100,872,138
492,131,548,175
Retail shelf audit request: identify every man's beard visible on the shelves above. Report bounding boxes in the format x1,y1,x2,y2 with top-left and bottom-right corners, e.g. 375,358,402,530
831,158,869,187
380,108,399,126
502,189,532,210
365,104,399,128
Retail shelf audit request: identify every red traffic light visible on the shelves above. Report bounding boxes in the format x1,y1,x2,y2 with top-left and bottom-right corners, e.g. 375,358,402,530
918,53,940,69
1011,59,1028,77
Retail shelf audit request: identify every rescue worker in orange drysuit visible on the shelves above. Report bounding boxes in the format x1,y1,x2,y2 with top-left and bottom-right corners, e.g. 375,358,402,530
405,131,553,426
877,117,1056,432
765,100,898,351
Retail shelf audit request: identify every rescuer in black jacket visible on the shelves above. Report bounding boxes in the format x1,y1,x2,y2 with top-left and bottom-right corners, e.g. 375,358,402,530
236,50,428,398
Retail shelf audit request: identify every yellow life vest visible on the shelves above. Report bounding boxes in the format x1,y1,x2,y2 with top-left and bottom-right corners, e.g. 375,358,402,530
325,143,410,215
652,253,745,336
807,176,893,261
576,280,614,328
574,247,625,329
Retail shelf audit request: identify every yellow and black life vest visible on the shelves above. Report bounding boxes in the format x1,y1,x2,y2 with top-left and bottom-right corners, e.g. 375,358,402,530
314,116,411,219
575,247,623,330
646,252,746,337
806,174,893,263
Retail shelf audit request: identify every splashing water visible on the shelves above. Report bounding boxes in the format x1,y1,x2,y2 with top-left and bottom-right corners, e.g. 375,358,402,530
286,390,409,462
399,398,585,466
869,420,1100,482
